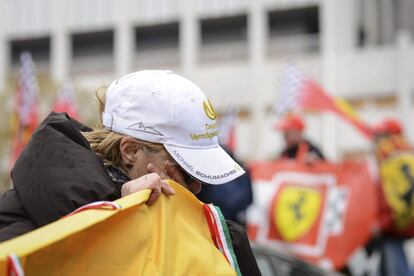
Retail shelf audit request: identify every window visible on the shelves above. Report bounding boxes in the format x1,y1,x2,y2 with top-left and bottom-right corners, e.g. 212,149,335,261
11,37,50,73
356,0,414,47
135,22,179,69
267,6,320,56
71,30,114,75
200,15,248,63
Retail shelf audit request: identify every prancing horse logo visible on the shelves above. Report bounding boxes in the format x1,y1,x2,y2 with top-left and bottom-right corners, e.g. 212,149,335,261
275,185,322,242
203,100,216,120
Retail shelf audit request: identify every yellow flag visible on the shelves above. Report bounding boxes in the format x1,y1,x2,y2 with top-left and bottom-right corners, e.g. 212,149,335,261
0,181,236,276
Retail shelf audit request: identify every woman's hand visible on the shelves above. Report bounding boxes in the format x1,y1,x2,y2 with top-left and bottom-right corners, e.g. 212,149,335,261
147,161,201,195
121,172,175,205
161,161,202,194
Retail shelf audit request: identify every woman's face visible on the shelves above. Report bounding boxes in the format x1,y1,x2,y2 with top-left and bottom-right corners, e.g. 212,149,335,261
126,141,202,194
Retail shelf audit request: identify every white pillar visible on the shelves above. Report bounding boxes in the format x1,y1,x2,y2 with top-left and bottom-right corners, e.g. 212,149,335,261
336,0,356,50
179,0,197,77
115,0,134,77
396,31,413,141
51,0,70,84
249,0,266,67
320,0,339,161
248,0,267,159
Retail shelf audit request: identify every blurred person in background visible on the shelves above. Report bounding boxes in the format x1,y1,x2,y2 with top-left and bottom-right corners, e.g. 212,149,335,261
0,70,261,275
371,118,414,276
275,113,325,162
197,145,253,227
197,109,254,227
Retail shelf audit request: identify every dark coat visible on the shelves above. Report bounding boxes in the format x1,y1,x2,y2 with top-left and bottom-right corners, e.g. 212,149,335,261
197,147,253,225
0,112,261,275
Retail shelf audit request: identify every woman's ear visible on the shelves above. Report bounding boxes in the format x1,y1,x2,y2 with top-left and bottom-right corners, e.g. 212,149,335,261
120,137,140,166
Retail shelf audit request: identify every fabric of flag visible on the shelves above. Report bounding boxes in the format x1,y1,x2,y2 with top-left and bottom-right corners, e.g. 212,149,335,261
0,181,237,276
10,52,39,167
52,83,79,120
203,204,241,275
374,134,414,237
218,108,238,152
246,160,377,270
275,63,373,138
7,254,23,276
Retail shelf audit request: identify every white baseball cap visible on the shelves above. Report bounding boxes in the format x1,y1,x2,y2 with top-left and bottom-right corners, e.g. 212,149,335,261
102,70,245,185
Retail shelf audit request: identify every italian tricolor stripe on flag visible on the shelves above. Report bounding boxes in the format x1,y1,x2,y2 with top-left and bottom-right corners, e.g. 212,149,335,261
203,204,241,276
7,253,24,276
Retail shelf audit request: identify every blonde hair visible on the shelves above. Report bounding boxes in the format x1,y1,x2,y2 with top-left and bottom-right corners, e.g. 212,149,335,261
83,87,165,167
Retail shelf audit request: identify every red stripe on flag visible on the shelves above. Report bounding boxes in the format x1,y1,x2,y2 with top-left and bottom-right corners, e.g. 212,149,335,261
277,63,374,139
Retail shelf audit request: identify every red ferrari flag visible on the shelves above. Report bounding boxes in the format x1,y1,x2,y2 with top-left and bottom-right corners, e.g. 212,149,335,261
9,52,39,167
246,160,378,270
275,63,373,138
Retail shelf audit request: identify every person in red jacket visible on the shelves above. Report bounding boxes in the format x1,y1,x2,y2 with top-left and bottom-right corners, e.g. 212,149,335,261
275,114,324,162
371,118,414,276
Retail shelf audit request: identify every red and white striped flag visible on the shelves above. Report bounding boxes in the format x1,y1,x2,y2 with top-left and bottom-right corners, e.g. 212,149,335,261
10,52,39,167
53,83,79,120
275,63,305,115
275,63,373,138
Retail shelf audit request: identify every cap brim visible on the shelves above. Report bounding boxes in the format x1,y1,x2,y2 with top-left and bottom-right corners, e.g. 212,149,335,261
164,144,245,185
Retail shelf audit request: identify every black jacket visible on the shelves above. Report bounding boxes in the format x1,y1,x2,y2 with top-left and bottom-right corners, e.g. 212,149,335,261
197,146,253,225
0,112,260,275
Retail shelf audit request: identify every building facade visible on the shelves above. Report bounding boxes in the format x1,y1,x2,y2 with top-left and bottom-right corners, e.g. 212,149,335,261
1,0,414,161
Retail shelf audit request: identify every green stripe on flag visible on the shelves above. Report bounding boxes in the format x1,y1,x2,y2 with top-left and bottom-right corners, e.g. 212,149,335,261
213,206,242,276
